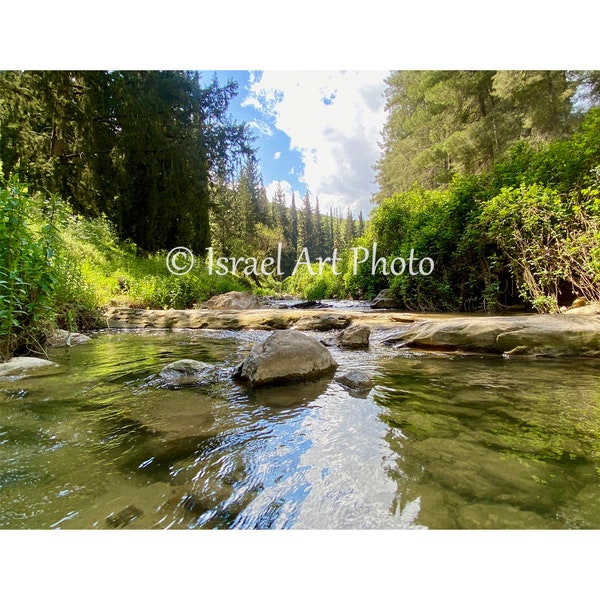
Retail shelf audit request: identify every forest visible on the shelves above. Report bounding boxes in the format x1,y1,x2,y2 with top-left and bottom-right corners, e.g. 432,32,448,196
1,70,600,359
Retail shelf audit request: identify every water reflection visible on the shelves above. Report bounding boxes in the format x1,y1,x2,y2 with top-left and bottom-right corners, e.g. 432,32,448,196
1,329,600,529
373,354,600,528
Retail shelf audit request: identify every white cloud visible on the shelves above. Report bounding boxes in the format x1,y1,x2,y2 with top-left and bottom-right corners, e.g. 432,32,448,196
273,151,281,160
245,71,389,216
246,119,273,137
265,179,293,203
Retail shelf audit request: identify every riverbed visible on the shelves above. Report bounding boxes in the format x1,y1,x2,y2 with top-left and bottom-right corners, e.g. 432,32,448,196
1,326,599,529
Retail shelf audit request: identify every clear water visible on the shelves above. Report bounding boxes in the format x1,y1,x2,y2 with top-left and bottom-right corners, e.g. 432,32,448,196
1,328,599,529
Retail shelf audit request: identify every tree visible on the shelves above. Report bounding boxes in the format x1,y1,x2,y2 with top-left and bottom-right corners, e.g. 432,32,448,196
297,191,314,253
343,207,355,248
0,70,252,254
313,196,324,257
289,192,298,253
375,70,586,200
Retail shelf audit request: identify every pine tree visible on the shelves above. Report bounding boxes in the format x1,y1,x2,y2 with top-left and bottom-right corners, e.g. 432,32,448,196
297,191,314,254
375,70,588,200
313,196,324,257
343,208,355,249
0,70,252,254
290,192,298,254
357,210,365,237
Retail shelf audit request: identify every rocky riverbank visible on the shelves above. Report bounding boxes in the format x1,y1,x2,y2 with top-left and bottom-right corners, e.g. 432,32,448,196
102,303,600,358
103,306,420,331
383,314,600,357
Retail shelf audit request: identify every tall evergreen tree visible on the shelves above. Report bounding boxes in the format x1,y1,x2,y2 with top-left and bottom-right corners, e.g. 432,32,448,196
357,210,365,237
313,196,324,257
0,70,252,254
297,191,314,253
289,192,298,254
375,70,589,200
343,208,355,249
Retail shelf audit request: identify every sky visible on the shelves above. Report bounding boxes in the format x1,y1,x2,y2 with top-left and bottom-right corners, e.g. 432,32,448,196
201,71,389,218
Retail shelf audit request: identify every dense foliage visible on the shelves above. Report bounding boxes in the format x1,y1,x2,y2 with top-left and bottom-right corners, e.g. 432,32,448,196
363,103,600,312
2,69,600,360
0,70,251,254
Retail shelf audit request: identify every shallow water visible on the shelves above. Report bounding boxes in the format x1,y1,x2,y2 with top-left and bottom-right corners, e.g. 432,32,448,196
1,328,599,529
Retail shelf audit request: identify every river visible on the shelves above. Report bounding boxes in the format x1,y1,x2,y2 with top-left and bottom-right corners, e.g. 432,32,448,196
1,325,599,529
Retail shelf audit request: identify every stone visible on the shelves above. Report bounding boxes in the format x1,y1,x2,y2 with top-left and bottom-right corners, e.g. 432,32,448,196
0,356,59,377
335,369,373,391
290,300,331,309
384,314,600,357
294,314,351,331
370,289,401,309
566,302,600,315
159,359,214,385
338,324,370,348
571,298,587,308
233,330,338,386
46,329,91,347
205,291,263,310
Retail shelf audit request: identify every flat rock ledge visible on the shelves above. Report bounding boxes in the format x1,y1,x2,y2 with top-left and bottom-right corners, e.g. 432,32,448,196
384,314,600,357
103,307,375,331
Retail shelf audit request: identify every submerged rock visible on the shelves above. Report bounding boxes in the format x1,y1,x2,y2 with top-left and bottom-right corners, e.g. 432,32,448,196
205,291,263,310
233,330,338,386
290,300,331,309
338,324,370,348
384,314,600,357
159,359,214,385
0,356,59,377
105,505,144,528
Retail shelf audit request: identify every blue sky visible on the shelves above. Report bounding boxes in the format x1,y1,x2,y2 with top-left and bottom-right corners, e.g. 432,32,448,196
200,71,389,218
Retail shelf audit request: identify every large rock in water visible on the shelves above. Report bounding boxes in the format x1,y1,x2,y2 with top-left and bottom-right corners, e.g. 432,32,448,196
338,324,370,348
0,356,59,377
370,289,401,309
46,329,91,347
384,314,600,357
233,330,338,386
205,291,262,310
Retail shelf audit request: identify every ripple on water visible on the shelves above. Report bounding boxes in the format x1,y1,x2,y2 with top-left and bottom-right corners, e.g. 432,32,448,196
1,329,600,529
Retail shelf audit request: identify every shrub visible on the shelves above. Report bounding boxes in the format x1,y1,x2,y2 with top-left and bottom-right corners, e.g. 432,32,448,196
0,177,58,358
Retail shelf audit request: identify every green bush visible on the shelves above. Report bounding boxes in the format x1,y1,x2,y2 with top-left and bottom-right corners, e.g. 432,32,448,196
283,262,346,300
480,181,600,311
0,177,58,358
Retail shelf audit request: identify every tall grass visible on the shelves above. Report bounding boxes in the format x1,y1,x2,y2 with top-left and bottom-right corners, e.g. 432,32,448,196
0,177,58,359
0,175,250,360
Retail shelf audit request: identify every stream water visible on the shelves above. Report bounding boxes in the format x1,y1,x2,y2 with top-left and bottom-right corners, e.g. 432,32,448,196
1,326,599,529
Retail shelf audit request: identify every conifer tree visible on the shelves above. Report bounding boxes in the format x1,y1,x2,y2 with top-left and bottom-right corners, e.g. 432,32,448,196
313,196,324,257
290,192,298,254
297,191,314,254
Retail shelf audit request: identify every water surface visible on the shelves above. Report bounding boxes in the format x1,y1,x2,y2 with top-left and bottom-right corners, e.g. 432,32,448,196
1,328,599,529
